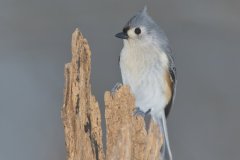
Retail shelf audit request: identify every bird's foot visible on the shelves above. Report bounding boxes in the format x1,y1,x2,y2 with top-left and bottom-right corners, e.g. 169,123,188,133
133,107,151,117
111,82,122,95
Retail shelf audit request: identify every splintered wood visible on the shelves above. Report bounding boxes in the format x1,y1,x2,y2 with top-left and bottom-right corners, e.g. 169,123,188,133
61,28,163,160
105,87,163,160
61,29,104,160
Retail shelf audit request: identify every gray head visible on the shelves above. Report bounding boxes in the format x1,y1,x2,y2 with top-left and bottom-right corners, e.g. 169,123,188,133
115,6,169,49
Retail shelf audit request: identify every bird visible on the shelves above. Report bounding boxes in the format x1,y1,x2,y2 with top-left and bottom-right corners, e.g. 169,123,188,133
115,6,177,160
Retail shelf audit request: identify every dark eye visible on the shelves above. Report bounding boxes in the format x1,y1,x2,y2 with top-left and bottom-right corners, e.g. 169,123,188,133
134,28,141,35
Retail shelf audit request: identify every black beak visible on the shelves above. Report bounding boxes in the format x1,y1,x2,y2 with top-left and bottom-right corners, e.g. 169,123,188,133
115,32,128,39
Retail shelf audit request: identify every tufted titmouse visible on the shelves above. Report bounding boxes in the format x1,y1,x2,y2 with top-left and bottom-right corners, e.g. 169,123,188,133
115,7,177,160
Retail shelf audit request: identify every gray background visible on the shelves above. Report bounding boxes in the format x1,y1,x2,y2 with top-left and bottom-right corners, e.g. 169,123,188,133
0,0,240,160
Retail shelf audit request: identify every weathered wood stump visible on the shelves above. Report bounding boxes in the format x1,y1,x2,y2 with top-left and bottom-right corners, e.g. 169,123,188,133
61,28,163,160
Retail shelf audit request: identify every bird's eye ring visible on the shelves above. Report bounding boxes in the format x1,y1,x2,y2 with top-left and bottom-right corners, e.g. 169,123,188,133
135,28,141,35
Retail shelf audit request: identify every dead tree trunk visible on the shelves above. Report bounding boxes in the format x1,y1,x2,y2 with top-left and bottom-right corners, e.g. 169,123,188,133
61,28,163,160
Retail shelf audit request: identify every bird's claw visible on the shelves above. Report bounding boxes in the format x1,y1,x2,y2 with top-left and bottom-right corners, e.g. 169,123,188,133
111,82,122,95
133,107,151,117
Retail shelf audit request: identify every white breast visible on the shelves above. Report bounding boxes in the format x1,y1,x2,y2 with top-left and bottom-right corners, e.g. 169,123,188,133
120,40,169,113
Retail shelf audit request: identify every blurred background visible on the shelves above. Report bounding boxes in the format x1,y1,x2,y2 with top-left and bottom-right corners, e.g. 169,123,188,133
0,0,240,160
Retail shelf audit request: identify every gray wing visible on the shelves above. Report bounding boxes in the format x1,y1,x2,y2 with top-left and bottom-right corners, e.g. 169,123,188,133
164,53,177,118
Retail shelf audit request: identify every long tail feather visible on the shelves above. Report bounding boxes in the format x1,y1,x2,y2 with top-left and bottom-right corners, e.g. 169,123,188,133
156,112,173,160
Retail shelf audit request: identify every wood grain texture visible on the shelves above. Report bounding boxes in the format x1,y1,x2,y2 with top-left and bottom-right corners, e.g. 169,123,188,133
61,29,104,160
105,86,163,160
61,28,163,160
